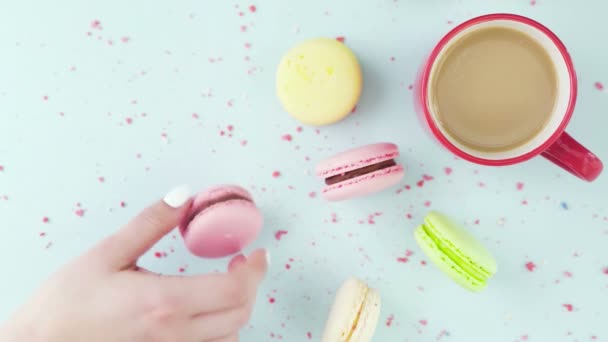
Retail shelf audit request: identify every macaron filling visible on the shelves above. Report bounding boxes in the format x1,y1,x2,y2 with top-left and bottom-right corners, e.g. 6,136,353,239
325,159,397,185
420,220,492,283
182,193,253,233
344,287,368,342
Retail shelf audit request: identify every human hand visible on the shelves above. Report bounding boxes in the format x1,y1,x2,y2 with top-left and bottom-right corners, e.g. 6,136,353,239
0,186,269,342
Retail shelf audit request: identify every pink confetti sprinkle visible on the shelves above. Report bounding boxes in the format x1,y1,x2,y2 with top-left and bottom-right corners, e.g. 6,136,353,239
595,82,604,90
240,25,248,32
420,260,427,266
240,140,248,146
107,39,114,46
444,167,453,175
602,267,608,275
274,230,288,240
424,201,431,207
249,5,257,12
43,95,49,101
331,213,338,223
530,0,536,5
74,209,85,217
285,264,291,270
0,165,4,172
419,319,428,326
563,271,573,278
281,134,293,142
39,232,46,237
178,267,185,273
308,192,316,198
367,213,381,224
521,200,528,205
516,182,525,190
306,332,312,339
244,42,252,49
417,180,425,187
422,174,434,181
120,201,126,208
563,304,573,312
396,257,409,263
160,132,169,143
121,36,130,43
98,177,105,183
405,185,411,190
521,335,529,341
90,20,102,30
478,182,486,188
42,217,49,223
227,124,234,132
336,36,345,43
406,213,413,219
474,219,480,225
192,113,199,119
405,250,414,257
386,314,394,327
269,297,276,304
390,56,395,62
296,126,303,133
154,252,162,258
525,261,536,272
272,171,281,178
125,117,133,125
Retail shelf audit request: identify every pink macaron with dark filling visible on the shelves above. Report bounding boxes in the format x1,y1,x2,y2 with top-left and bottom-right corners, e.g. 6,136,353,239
316,142,405,201
180,185,263,258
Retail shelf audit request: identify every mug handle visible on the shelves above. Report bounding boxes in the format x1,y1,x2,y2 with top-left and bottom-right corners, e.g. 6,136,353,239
541,132,603,182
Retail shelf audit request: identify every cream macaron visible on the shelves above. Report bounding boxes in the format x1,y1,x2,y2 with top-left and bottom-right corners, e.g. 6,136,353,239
322,278,381,342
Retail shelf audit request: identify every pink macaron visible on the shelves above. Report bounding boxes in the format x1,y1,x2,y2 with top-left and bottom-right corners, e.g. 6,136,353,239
180,185,263,258
316,142,405,201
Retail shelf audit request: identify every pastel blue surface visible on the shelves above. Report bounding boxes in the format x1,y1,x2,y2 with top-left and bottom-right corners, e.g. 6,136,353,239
1,0,607,341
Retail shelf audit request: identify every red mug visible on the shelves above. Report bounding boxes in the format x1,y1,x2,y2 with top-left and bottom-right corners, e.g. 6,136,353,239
415,13,603,182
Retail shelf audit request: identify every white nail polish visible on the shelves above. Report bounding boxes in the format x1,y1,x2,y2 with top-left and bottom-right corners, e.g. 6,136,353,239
265,250,272,266
163,185,192,208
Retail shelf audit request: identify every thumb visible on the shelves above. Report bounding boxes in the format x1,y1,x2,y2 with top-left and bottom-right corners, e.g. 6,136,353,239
94,185,193,270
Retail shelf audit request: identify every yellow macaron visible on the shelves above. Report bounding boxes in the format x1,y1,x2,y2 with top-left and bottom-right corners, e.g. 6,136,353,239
276,38,363,126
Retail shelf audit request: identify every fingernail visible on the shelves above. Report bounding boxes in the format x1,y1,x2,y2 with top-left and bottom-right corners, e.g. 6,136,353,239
265,249,271,266
228,254,247,272
163,185,192,208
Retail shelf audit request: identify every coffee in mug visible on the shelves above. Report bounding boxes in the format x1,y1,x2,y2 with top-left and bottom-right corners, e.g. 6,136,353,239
429,26,557,153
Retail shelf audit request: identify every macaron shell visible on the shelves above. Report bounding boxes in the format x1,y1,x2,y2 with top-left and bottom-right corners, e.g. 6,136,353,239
276,38,362,126
414,225,487,292
349,288,381,342
322,165,404,201
189,185,253,213
322,278,369,342
316,142,400,178
424,211,497,275
183,199,263,258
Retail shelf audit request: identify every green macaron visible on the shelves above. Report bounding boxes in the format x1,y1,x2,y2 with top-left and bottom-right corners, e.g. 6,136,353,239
414,211,497,292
